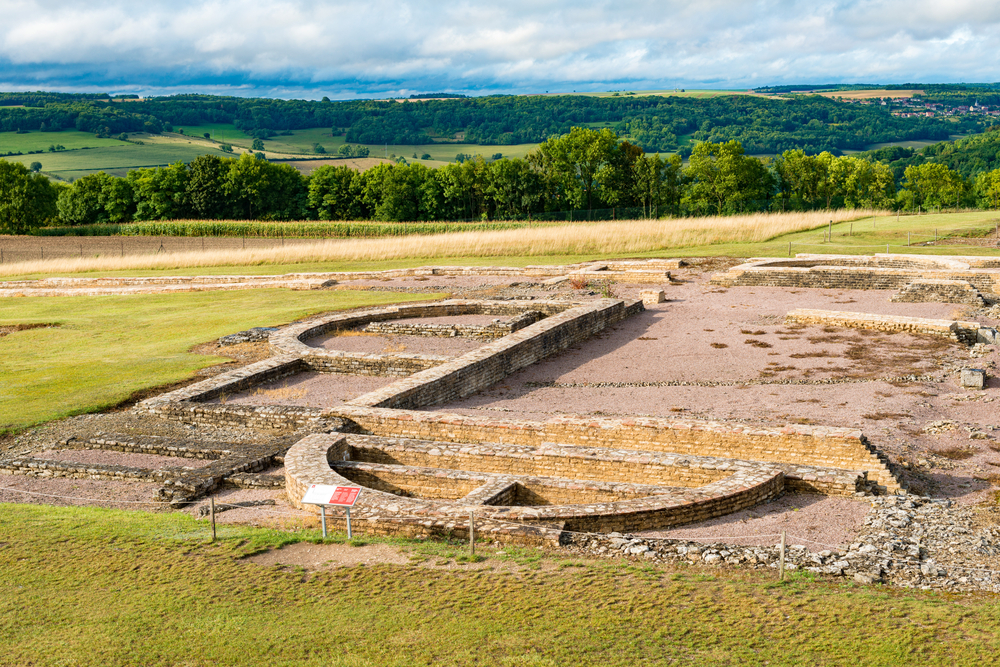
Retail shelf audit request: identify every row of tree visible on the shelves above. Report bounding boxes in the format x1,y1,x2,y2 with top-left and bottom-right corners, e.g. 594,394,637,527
2,128,999,234
1,91,983,155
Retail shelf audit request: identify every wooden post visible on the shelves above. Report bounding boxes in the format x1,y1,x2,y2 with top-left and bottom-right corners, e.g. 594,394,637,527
469,510,476,555
209,497,216,543
779,531,786,581
788,241,791,257
829,220,832,240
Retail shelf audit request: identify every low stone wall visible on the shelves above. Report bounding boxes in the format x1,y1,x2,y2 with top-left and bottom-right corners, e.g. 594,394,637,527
786,309,981,345
348,298,644,409
270,300,574,377
711,254,1000,294
0,434,283,503
331,406,897,493
890,279,985,305
363,310,544,339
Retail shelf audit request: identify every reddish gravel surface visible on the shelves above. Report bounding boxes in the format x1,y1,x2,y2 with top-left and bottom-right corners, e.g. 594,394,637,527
32,448,216,469
639,493,871,550
307,330,484,357
0,476,165,510
218,371,399,407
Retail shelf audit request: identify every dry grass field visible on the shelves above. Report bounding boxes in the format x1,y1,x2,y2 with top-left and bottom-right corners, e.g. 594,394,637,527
816,89,924,99
0,210,866,278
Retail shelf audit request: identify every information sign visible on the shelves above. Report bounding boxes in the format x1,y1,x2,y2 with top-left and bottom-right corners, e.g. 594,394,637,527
302,484,361,507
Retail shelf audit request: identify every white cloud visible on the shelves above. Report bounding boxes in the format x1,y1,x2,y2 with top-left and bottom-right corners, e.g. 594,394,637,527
0,0,998,95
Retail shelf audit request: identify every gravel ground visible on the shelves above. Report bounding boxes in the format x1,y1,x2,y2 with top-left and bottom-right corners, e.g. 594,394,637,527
306,330,484,356
215,371,400,407
637,493,871,550
0,475,166,510
32,448,216,469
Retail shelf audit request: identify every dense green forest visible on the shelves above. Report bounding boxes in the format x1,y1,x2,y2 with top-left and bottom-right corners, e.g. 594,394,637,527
6,127,1000,235
0,90,980,156
859,128,1000,180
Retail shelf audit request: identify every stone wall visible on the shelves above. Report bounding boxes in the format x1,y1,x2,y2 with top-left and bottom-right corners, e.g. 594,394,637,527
348,298,644,409
711,254,1000,294
331,406,897,493
890,279,985,305
363,310,544,339
786,309,982,346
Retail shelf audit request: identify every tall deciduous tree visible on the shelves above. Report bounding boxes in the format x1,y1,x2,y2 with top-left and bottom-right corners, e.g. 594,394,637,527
0,161,58,233
684,140,775,214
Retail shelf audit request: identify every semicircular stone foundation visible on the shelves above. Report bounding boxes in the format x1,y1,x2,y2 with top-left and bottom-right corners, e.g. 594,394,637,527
284,432,785,533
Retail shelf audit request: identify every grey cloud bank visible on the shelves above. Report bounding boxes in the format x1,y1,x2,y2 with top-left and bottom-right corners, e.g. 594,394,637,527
1,0,998,97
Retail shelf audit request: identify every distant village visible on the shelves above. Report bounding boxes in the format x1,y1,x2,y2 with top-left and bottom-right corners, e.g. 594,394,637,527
850,97,998,118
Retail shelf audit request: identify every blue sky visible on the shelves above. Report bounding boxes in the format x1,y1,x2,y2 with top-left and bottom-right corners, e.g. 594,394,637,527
0,0,997,99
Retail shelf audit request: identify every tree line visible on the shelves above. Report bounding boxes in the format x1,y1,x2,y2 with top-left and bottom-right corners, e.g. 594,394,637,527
2,127,999,235
0,90,982,156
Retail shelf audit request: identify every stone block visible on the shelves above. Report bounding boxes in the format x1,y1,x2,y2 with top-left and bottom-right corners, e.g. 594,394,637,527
978,328,999,346
960,368,987,389
640,290,666,305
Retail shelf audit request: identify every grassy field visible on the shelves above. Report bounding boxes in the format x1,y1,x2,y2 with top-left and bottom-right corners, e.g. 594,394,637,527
2,142,235,180
170,124,539,164
816,89,925,99
0,129,127,153
562,89,762,99
4,210,999,281
1,502,998,666
0,289,440,433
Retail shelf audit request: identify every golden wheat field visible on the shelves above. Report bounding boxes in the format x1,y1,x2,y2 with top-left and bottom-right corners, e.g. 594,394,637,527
0,210,869,277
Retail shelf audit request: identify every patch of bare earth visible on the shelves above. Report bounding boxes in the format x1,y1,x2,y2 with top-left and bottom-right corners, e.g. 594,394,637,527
639,493,870,550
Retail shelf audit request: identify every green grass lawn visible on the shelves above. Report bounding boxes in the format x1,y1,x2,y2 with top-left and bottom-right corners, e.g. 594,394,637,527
2,143,235,180
1,502,997,666
0,129,128,153
0,289,441,433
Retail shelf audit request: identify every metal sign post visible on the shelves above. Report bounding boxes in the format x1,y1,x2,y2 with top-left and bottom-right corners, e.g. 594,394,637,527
302,484,362,539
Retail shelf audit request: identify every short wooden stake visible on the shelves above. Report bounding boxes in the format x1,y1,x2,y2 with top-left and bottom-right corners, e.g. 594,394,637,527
469,511,476,555
828,219,832,240
209,497,217,542
788,241,791,257
779,531,786,581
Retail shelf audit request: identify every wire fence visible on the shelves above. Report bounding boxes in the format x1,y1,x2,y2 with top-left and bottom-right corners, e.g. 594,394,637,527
784,214,1000,256
3,483,998,581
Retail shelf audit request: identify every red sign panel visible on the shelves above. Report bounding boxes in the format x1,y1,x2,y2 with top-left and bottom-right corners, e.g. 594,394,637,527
329,486,361,507
303,484,362,507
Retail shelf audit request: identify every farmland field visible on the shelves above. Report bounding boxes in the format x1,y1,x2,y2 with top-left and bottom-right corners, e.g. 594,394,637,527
1,142,235,180
0,129,128,153
816,89,925,99
559,89,763,99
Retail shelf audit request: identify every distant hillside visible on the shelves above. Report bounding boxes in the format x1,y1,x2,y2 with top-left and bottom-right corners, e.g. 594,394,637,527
860,128,1000,181
0,90,985,157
